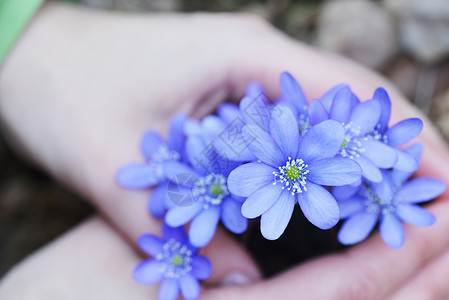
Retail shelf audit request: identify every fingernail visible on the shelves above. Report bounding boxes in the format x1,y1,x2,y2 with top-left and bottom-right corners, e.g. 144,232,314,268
220,272,252,286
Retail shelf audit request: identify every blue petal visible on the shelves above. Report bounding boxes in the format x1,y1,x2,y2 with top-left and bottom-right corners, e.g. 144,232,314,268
149,183,168,219
137,234,164,256
240,95,270,132
361,140,397,168
242,124,285,167
227,162,276,197
116,163,159,189
385,118,423,146
319,84,350,112
185,136,209,172
166,183,200,208
371,170,394,202
245,81,265,100
297,120,345,163
393,148,419,172
395,204,436,226
349,99,381,136
168,114,187,153
338,196,366,218
216,133,257,162
179,274,200,300
191,255,212,280
270,105,300,157
165,202,202,227
297,182,339,229
133,259,164,284
373,87,391,133
308,99,329,126
242,183,284,218
380,213,404,249
396,177,446,203
202,115,227,136
260,189,295,240
338,212,378,245
405,142,423,161
307,157,361,186
158,278,179,300
140,131,165,160
354,155,382,182
162,222,187,244
221,197,248,234
279,72,307,113
211,112,258,162
184,119,202,137
391,144,423,185
189,206,220,247
330,86,352,123
217,103,241,124
332,185,360,200
163,161,198,183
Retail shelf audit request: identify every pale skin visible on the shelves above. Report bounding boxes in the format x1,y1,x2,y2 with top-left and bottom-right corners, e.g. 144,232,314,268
1,2,449,299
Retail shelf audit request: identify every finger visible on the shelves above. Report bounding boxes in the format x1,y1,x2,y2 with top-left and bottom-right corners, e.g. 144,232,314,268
92,174,260,286
17,5,262,285
0,216,152,300
387,247,449,300
203,200,449,300
201,226,261,285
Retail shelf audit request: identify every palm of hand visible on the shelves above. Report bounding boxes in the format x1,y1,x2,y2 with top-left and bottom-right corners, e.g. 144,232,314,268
1,3,449,300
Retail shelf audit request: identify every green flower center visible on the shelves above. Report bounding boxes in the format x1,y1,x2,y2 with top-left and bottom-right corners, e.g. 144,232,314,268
273,157,309,195
170,254,184,266
341,138,348,148
209,183,223,197
363,185,396,215
285,166,300,180
195,174,229,209
156,239,193,278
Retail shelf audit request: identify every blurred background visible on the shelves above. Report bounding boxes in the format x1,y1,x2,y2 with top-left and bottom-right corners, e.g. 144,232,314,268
1,0,449,278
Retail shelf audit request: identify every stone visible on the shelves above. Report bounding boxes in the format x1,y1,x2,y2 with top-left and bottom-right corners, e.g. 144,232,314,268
317,0,398,69
383,0,449,64
430,88,449,143
385,57,421,100
81,0,180,11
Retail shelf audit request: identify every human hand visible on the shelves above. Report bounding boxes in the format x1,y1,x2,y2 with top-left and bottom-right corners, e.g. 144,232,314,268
1,2,449,299
2,199,449,300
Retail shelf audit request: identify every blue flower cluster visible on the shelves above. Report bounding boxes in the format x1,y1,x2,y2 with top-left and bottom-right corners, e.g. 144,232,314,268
116,72,445,300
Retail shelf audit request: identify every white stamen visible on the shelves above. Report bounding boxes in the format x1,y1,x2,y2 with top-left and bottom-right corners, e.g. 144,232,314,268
194,174,229,209
156,238,193,278
339,122,366,159
273,157,309,195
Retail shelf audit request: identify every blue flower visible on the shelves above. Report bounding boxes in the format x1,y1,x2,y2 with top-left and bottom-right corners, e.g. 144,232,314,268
335,145,445,249
116,114,187,218
368,87,423,172
187,73,310,163
278,72,310,133
228,105,362,240
133,224,211,300
163,134,247,247
308,85,398,182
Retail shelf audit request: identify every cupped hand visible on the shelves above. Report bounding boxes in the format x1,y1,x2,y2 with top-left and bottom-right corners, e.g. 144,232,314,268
1,2,449,299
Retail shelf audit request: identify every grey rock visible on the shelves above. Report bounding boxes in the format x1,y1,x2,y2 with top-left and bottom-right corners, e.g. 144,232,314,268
386,58,421,100
81,0,179,11
431,89,449,143
317,0,398,69
383,0,449,63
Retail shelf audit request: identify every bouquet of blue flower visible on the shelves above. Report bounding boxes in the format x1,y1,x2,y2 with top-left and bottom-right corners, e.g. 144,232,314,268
116,72,445,300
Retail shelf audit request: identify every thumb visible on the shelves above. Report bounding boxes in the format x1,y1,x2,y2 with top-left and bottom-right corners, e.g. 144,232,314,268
201,227,261,286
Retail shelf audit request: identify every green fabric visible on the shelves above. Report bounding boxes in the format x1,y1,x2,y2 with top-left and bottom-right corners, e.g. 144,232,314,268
0,0,45,66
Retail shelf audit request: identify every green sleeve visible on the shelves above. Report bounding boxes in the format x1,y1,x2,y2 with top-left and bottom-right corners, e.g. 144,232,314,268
0,0,45,66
